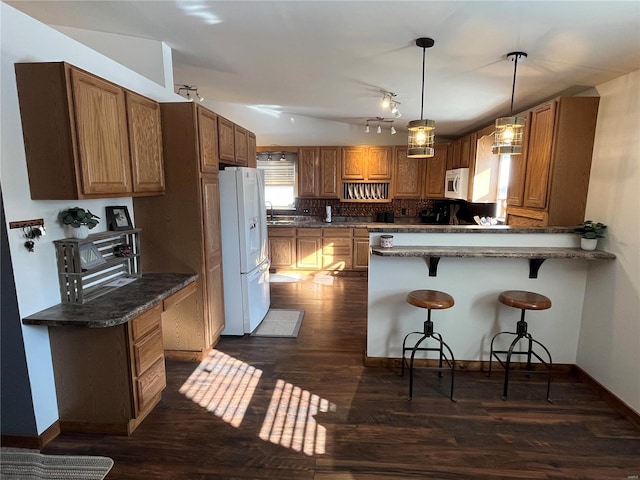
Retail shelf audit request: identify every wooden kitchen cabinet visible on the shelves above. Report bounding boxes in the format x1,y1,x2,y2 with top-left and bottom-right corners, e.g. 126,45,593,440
467,126,499,203
298,147,341,198
459,133,476,169
15,62,164,199
352,228,370,270
447,138,461,170
393,146,423,198
217,115,236,164
297,229,322,270
133,103,226,360
423,144,448,198
268,227,296,269
247,131,257,168
341,146,392,181
506,97,599,226
48,303,166,435
127,91,165,194
322,228,352,270
197,107,219,173
234,125,249,166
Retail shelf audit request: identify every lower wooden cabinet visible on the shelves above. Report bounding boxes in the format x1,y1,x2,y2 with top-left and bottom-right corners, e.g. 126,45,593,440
268,226,370,271
49,303,167,435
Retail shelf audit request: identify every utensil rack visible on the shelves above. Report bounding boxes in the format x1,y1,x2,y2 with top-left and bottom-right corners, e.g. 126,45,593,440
54,229,141,304
342,182,391,202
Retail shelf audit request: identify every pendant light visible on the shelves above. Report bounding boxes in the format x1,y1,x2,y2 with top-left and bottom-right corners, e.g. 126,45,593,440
492,51,527,155
407,37,435,158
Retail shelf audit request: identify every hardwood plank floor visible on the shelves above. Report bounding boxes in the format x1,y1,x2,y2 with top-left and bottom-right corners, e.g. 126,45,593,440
43,275,640,479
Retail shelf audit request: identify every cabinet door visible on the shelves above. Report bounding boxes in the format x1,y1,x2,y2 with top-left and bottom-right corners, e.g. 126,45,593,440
448,139,461,170
217,116,235,164
197,107,219,173
367,146,392,180
319,147,340,198
269,237,296,268
201,175,225,346
394,146,423,198
352,238,370,270
234,125,248,166
505,206,548,227
459,133,476,169
424,144,448,198
523,102,556,209
126,92,165,194
297,237,321,269
298,147,319,197
70,68,132,195
341,146,367,180
247,131,257,168
506,111,532,207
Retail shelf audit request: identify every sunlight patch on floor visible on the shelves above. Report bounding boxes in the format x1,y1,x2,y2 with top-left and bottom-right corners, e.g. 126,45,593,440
259,379,336,456
179,350,262,428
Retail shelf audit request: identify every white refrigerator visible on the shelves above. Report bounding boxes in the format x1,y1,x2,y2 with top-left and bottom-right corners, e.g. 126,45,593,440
219,167,271,335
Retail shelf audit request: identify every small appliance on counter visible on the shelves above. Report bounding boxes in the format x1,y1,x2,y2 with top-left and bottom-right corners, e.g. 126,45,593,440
445,167,469,200
325,205,332,223
420,204,449,224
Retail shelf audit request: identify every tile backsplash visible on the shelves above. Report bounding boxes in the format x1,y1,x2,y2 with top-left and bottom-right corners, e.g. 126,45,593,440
296,198,437,219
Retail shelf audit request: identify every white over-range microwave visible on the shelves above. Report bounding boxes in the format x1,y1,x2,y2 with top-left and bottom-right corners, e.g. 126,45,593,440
445,168,469,200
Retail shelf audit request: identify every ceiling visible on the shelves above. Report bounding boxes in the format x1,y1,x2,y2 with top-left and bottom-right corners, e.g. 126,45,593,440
7,1,640,137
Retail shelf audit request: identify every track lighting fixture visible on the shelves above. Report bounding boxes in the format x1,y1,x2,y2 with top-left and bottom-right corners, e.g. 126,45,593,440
390,102,401,118
177,84,205,103
407,37,436,158
380,90,401,118
492,52,527,155
364,117,395,135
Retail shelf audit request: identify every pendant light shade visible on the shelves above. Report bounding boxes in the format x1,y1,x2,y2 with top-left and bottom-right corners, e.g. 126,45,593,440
408,37,436,158
493,52,527,155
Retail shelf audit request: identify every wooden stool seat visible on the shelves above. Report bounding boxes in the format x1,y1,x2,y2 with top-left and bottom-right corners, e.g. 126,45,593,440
407,290,455,310
498,290,551,311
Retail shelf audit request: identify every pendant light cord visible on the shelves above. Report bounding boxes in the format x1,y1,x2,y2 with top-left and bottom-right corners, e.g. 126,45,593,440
508,52,527,116
420,46,426,121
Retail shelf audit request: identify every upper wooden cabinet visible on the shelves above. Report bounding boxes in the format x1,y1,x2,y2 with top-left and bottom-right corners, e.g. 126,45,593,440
423,144,448,198
217,116,235,164
393,146,423,198
506,97,600,226
234,126,248,165
126,92,165,193
468,126,499,203
447,139,461,170
448,134,475,170
247,131,257,168
341,146,392,181
197,107,219,173
15,62,164,199
298,146,340,198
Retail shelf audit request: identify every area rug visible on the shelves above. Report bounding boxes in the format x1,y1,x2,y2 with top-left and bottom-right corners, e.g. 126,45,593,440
313,274,334,285
269,273,301,283
251,309,304,337
0,448,114,479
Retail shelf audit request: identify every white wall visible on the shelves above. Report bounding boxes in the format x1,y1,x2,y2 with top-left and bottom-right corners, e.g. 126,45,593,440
0,3,182,434
577,70,640,414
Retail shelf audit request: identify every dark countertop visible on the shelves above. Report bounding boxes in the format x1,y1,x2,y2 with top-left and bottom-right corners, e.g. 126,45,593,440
267,218,576,234
370,245,616,259
22,272,198,328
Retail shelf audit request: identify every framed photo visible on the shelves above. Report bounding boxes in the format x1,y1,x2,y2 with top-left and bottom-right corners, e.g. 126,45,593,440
79,243,106,270
106,206,133,231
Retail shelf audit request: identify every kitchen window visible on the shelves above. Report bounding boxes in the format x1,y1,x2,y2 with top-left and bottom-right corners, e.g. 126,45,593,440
257,153,297,210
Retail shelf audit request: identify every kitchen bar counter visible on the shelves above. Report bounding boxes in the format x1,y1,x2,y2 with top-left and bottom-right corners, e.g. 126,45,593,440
22,272,197,328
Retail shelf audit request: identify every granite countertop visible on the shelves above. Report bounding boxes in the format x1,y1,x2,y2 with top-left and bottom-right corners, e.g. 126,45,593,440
370,245,616,259
22,272,198,328
267,217,576,234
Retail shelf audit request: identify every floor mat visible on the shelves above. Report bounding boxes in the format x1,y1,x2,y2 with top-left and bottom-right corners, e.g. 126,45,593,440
0,448,114,480
313,274,335,285
251,309,304,337
269,273,301,283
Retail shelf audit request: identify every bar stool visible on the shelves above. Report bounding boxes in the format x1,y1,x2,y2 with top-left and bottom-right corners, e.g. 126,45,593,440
489,290,553,402
401,290,456,401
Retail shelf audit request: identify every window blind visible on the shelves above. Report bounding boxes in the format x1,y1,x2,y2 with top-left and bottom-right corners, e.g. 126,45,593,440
257,160,295,186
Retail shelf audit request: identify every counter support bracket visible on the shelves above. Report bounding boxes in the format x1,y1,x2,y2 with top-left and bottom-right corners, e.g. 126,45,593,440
528,258,546,279
423,256,441,277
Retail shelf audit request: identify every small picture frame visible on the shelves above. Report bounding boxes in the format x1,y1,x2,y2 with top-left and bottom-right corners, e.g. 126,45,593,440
79,243,106,270
106,206,133,231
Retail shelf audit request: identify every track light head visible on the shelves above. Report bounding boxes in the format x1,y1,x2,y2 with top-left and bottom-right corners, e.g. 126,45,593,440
391,125,397,135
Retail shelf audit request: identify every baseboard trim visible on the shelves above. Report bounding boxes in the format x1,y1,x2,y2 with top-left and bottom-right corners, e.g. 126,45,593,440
164,349,207,362
1,421,60,449
573,365,640,430
363,356,573,374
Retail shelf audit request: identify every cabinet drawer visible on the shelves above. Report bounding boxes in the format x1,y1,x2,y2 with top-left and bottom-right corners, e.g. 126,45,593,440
297,228,322,237
322,228,351,237
136,357,166,413
163,282,197,311
323,238,351,248
353,228,369,238
322,255,352,270
130,304,162,342
268,227,296,237
134,327,164,376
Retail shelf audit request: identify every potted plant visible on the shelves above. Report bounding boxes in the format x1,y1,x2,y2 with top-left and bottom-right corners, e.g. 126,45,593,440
574,220,606,250
59,207,100,239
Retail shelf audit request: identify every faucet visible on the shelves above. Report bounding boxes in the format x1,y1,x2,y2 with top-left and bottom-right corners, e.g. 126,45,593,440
265,201,274,221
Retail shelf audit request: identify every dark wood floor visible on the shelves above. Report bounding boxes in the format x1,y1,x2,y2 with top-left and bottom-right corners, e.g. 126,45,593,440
44,275,640,479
